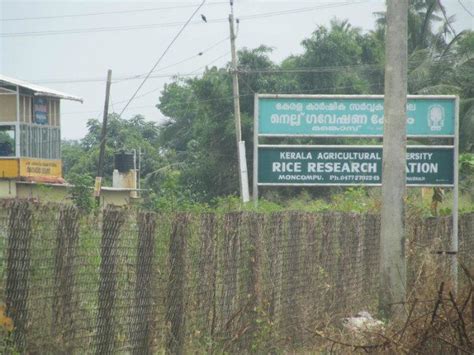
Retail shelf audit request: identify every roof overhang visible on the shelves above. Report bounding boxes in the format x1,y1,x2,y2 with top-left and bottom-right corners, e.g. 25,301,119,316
0,74,84,103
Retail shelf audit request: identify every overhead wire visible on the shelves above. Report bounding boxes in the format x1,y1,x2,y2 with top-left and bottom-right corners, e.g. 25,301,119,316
31,36,230,84
111,51,231,107
0,19,226,38
437,0,457,36
62,80,389,118
117,0,207,119
113,36,230,84
30,52,460,85
32,62,382,85
61,57,457,117
60,51,459,117
238,1,367,21
458,0,473,17
1,1,370,38
0,2,227,21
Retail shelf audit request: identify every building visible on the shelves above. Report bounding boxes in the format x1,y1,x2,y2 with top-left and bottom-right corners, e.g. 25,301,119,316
0,74,139,206
0,74,83,183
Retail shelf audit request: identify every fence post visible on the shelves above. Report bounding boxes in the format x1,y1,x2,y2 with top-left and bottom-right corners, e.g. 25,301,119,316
362,214,381,301
197,213,217,345
281,212,304,345
266,213,284,329
241,213,263,351
5,201,33,351
166,213,188,355
459,213,474,273
96,208,125,354
52,206,80,351
319,213,339,312
337,214,364,310
130,212,156,355
220,212,241,338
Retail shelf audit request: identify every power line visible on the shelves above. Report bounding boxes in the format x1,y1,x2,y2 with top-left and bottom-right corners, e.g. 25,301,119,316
189,51,230,74
118,0,207,118
113,36,230,83
33,56,453,85
31,71,207,85
437,0,457,36
61,52,232,116
0,19,222,38
1,1,369,38
458,0,474,17
112,51,230,105
238,64,383,74
31,36,230,84
0,2,227,22
62,81,387,117
238,1,366,21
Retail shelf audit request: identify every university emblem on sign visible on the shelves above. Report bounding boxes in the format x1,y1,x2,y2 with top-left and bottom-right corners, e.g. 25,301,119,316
427,104,445,131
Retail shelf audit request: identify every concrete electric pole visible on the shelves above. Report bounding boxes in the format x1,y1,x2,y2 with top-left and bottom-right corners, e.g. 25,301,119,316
94,69,112,199
379,0,408,317
229,4,250,202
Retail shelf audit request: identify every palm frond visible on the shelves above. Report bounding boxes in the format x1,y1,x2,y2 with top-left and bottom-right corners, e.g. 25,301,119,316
414,84,461,95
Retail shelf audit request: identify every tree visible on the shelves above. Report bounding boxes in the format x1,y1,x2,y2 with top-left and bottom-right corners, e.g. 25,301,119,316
62,113,163,184
61,12,472,205
281,19,384,95
375,1,473,151
158,66,238,201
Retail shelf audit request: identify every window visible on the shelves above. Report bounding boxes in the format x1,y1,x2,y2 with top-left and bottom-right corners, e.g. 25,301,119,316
19,124,60,159
0,125,15,157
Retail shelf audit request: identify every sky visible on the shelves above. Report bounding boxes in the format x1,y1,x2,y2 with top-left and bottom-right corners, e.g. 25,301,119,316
1,0,473,140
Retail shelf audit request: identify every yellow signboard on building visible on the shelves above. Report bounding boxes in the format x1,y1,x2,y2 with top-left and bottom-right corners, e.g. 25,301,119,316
0,159,19,178
19,159,62,178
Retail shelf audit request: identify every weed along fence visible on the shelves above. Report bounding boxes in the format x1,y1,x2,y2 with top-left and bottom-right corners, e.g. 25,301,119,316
1,202,473,353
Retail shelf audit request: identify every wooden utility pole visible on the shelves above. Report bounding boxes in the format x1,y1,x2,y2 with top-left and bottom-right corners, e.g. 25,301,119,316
94,69,112,199
379,0,408,318
229,6,250,202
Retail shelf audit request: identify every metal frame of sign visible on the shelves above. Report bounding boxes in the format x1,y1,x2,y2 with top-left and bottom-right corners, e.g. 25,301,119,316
256,94,456,138
253,93,460,289
257,144,454,187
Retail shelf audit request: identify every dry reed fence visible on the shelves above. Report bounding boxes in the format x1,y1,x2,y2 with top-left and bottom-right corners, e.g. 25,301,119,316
0,201,472,353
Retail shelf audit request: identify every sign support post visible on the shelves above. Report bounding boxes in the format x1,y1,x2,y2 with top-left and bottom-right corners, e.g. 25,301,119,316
253,94,259,207
452,97,460,293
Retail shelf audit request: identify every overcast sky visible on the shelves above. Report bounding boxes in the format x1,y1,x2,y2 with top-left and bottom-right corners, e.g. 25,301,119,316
1,0,472,139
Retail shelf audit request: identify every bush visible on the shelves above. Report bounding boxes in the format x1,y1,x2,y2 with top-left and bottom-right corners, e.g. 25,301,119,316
67,173,95,213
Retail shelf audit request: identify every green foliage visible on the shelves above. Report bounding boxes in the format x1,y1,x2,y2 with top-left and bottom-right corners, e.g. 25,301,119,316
62,13,473,206
460,153,474,199
156,20,388,202
63,114,163,185
67,173,95,213
142,169,206,212
291,19,379,94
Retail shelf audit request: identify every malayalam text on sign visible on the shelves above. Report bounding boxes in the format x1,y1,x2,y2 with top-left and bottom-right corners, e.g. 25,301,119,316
258,97,455,136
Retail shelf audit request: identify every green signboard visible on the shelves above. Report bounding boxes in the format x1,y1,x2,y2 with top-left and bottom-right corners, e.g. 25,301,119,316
258,146,454,186
258,95,455,136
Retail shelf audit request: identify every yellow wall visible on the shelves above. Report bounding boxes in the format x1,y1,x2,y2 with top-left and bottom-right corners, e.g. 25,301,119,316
0,159,19,178
0,95,16,122
19,158,62,178
0,159,64,179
